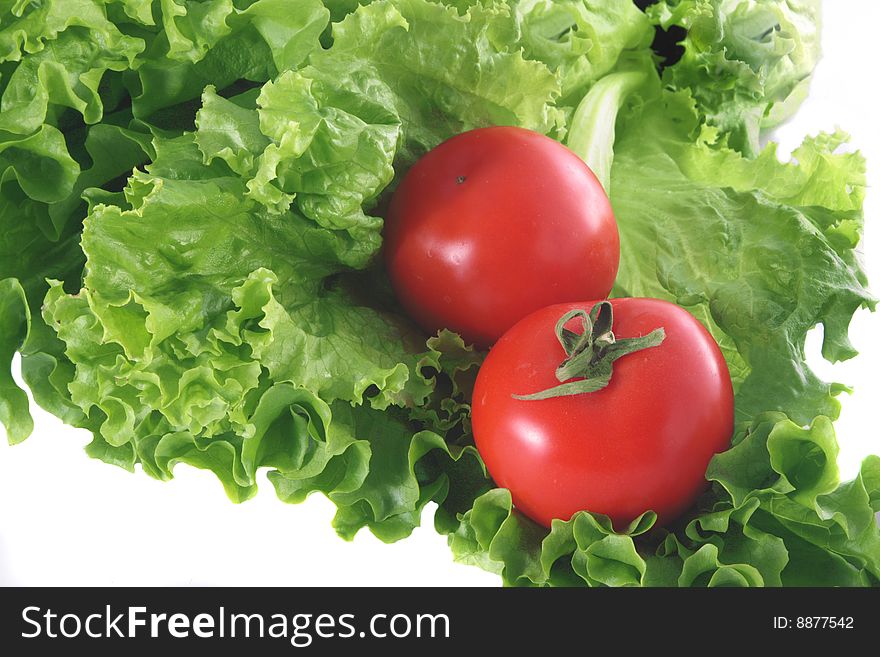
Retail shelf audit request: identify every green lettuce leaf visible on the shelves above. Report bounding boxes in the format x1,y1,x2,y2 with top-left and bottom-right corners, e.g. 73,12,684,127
0,17,144,135
651,0,822,155
511,0,654,106
0,277,30,444
131,0,330,122
608,85,873,425
309,0,563,163
25,0,559,546
0,124,79,205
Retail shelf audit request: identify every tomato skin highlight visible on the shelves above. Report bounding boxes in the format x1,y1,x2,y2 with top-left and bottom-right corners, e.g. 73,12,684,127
472,298,735,529
384,126,619,349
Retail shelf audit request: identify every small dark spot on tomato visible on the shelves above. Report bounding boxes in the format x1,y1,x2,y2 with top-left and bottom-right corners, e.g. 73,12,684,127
456,175,466,184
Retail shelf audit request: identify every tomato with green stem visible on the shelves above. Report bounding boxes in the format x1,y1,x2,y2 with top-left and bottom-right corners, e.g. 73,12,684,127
472,298,734,529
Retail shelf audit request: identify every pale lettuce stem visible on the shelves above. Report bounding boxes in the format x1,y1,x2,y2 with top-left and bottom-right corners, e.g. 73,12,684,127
566,70,647,194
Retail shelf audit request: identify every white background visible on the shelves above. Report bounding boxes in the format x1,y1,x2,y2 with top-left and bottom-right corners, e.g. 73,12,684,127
1,1,877,586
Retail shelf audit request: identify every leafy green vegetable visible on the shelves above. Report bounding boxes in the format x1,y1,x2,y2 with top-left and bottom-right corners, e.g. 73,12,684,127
650,0,822,155
483,0,654,106
609,85,873,425
0,278,31,444
0,0,875,586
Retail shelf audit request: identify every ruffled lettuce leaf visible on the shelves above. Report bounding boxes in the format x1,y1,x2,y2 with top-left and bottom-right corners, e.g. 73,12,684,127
2,0,559,546
0,0,338,442
608,84,873,425
0,277,30,443
439,0,654,107
508,0,654,106
308,0,563,163
0,0,309,437
0,0,148,127
650,0,822,155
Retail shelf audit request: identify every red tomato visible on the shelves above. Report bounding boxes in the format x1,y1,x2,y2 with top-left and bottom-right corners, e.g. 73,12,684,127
384,126,619,349
472,298,734,529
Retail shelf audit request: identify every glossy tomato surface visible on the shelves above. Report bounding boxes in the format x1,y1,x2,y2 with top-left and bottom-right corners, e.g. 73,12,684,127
384,126,619,349
472,298,734,529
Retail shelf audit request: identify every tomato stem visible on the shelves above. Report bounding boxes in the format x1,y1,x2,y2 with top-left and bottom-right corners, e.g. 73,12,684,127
512,302,664,401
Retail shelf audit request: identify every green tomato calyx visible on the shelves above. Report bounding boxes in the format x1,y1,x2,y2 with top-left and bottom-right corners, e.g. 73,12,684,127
512,302,665,401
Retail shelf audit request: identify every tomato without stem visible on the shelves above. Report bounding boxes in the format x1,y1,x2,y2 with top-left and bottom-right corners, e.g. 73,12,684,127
472,298,734,529
384,126,619,349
